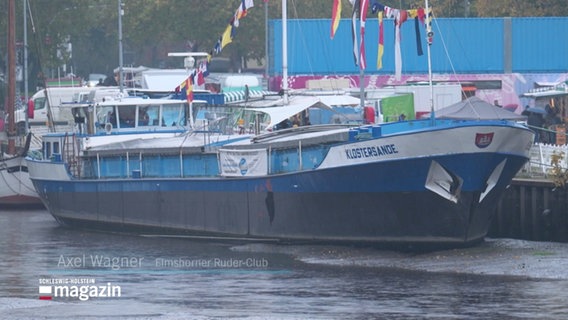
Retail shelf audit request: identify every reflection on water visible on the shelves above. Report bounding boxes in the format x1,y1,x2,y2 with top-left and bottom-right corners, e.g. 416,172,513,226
1,209,568,319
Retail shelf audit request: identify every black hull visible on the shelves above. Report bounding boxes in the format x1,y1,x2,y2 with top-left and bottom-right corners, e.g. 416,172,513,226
42,187,498,249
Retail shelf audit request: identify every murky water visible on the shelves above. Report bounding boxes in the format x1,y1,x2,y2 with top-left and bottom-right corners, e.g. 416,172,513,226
1,209,567,319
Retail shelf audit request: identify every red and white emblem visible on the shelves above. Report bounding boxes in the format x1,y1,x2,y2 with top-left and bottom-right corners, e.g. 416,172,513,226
475,132,494,148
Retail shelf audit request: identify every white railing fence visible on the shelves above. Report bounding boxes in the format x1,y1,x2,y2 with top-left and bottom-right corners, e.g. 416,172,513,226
517,143,568,178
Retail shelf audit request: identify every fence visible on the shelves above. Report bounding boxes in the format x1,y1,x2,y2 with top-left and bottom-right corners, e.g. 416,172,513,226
517,143,568,180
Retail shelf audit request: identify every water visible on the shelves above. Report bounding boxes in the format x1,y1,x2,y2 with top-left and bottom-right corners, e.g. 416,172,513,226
1,208,568,319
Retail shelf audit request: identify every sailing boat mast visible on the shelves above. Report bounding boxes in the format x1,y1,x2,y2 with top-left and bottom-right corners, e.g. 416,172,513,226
282,0,288,104
6,0,16,154
425,0,435,121
118,0,124,93
23,0,29,121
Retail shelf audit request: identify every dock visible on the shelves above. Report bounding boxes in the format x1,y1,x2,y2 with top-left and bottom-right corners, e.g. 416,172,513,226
490,178,568,242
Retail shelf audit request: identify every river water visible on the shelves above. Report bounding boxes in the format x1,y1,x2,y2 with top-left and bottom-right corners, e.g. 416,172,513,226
1,208,567,319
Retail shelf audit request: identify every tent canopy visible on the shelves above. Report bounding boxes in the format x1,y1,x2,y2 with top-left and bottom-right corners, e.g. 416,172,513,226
424,96,527,120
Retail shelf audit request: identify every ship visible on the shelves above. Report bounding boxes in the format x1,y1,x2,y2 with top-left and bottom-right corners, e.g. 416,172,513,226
27,0,535,248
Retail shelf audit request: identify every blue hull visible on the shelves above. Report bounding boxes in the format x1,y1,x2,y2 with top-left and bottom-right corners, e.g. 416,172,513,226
31,152,528,247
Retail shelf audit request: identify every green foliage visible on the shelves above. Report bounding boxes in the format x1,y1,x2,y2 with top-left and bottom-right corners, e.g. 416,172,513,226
1,0,567,84
548,151,568,188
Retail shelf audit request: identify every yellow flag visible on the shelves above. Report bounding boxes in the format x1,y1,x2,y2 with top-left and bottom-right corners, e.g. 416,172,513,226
221,25,233,49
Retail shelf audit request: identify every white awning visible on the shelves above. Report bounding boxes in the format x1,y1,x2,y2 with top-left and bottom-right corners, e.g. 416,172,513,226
223,89,275,103
247,95,335,129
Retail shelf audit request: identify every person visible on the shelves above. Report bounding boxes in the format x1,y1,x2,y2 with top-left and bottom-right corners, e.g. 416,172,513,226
398,113,406,121
102,72,118,86
237,118,245,134
292,114,301,127
544,104,562,143
139,109,149,126
527,111,545,142
521,105,530,116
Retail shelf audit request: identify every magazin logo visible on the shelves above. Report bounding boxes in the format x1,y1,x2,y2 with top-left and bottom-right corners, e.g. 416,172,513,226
39,283,121,301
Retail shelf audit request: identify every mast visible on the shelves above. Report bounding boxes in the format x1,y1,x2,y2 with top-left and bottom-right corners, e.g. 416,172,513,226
23,0,29,120
425,0,435,123
264,0,269,86
7,0,16,154
118,0,124,93
282,0,288,104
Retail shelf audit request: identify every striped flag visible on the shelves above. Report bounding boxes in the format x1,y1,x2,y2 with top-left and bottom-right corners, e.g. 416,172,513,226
350,0,360,66
186,76,194,103
359,0,368,70
330,0,341,39
377,10,384,69
175,75,194,103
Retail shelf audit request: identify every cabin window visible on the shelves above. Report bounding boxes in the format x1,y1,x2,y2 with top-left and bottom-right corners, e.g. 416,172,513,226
138,106,150,126
145,105,160,126
98,106,117,129
118,105,136,128
43,141,51,159
162,104,183,127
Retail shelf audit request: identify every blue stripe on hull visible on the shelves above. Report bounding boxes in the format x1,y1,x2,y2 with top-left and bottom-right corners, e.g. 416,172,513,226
32,153,527,246
38,152,527,193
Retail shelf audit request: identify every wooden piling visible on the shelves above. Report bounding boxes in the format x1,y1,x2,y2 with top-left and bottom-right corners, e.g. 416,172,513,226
490,178,568,242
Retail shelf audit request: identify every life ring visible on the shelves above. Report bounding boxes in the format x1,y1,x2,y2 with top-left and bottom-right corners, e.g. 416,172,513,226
104,122,113,134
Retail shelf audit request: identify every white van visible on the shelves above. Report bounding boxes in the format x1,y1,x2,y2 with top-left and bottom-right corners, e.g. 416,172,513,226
24,87,90,127
23,86,121,128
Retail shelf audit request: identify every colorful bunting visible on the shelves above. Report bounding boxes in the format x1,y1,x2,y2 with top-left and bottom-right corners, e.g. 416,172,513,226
175,76,194,103
175,1,255,94
359,2,432,78
208,0,255,61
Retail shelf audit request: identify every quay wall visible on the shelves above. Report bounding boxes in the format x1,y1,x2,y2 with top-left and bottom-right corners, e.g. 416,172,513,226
490,179,568,242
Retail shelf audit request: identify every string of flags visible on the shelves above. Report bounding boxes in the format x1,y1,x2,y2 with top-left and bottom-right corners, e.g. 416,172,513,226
213,0,255,56
174,61,209,102
175,0,256,102
333,1,433,81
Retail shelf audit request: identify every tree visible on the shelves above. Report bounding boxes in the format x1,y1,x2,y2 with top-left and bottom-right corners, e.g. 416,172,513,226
2,0,565,85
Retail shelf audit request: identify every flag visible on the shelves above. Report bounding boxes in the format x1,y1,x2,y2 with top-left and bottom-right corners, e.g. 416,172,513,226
212,1,254,55
394,9,408,81
186,76,194,103
175,75,194,103
39,286,52,300
221,25,233,49
350,0,360,66
330,0,341,39
359,0,369,70
371,2,385,69
377,10,384,69
235,0,254,21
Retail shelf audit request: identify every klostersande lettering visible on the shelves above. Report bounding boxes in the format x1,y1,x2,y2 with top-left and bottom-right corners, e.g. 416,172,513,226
345,144,398,159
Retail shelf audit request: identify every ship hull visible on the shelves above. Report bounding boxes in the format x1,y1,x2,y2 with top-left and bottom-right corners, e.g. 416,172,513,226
29,151,528,247
0,156,42,206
